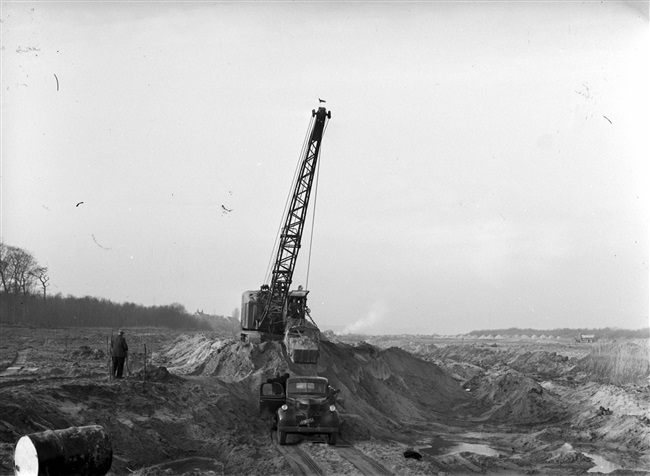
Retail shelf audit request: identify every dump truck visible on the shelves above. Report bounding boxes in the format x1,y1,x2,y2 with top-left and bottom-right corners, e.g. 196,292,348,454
259,376,340,445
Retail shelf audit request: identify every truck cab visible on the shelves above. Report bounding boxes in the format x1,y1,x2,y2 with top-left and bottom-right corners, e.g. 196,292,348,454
259,376,340,446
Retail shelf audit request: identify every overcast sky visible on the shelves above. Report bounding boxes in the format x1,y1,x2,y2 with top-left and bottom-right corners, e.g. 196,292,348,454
2,2,648,335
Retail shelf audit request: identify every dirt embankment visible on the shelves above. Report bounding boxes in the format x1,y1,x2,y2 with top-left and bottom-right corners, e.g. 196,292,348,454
161,335,475,438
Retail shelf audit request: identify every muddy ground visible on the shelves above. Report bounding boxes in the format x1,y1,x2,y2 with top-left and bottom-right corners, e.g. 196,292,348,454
0,326,648,475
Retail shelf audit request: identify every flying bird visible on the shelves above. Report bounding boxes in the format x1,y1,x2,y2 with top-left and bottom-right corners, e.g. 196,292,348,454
76,201,84,207
91,234,111,250
221,205,233,213
318,98,326,103
603,115,612,124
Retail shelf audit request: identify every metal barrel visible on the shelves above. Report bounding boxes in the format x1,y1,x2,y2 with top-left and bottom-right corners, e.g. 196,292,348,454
14,425,112,476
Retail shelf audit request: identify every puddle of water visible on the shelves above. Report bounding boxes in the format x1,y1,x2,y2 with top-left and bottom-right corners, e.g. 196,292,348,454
584,453,622,474
562,443,625,474
421,439,635,473
451,443,500,457
419,436,455,456
419,437,500,457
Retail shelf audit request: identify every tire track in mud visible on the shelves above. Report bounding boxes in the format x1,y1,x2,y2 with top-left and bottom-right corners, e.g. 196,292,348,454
272,433,395,476
272,433,325,476
0,349,31,377
335,444,395,476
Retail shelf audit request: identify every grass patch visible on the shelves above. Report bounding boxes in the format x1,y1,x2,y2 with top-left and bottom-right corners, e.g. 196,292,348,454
576,341,649,385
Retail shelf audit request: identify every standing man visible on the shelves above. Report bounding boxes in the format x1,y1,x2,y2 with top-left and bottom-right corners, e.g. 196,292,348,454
112,330,129,379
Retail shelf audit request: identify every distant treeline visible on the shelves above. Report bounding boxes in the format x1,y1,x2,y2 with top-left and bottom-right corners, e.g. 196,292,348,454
0,241,232,331
1,291,216,330
467,327,649,339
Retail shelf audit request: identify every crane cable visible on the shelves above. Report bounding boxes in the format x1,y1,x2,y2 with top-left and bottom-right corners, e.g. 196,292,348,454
304,118,329,290
263,115,315,286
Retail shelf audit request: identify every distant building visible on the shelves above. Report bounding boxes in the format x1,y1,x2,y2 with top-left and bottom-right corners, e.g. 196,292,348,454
578,334,597,343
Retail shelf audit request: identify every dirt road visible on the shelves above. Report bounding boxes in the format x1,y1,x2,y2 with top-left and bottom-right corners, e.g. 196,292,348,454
0,349,30,378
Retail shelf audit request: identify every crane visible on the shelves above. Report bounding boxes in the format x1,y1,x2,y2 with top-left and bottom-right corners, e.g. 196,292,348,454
241,106,331,364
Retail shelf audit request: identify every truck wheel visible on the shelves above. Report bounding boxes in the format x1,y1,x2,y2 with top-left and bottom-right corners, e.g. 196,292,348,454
277,428,287,445
327,432,337,446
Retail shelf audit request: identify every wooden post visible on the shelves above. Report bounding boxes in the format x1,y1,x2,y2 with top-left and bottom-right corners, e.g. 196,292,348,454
14,425,112,476
108,331,114,381
106,336,110,382
143,344,147,383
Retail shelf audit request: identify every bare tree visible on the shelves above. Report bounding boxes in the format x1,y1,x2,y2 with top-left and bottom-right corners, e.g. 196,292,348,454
0,241,10,294
31,266,50,325
10,247,37,293
2,245,39,323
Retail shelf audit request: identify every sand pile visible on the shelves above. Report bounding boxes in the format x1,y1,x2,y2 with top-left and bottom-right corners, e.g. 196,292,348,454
546,443,594,466
162,334,230,375
130,365,184,383
567,382,650,454
317,342,471,420
465,366,567,424
161,335,472,437
160,336,291,403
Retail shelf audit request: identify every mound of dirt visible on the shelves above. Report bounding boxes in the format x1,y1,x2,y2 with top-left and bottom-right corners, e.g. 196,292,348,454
312,341,471,436
161,334,230,376
161,335,473,438
439,361,485,383
546,443,594,466
567,382,650,454
130,365,184,383
465,366,567,424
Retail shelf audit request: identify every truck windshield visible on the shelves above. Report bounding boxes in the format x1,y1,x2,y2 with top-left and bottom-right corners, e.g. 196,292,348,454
287,381,327,395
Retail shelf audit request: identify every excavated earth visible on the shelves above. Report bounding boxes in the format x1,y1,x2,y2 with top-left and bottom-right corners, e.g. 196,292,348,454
0,326,649,475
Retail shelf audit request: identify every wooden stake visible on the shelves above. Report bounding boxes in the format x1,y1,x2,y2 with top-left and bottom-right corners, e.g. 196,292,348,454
143,343,147,383
106,336,111,382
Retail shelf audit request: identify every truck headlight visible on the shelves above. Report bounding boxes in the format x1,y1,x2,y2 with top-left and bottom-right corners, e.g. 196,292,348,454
281,404,288,411
329,405,336,412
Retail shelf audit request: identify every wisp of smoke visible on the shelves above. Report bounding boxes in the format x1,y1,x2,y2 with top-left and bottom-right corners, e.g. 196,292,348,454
342,301,387,335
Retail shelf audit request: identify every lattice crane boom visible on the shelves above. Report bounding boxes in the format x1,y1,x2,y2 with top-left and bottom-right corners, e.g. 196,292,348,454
241,107,331,343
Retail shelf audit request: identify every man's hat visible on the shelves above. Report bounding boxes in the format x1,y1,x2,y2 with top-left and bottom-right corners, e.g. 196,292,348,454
118,330,124,335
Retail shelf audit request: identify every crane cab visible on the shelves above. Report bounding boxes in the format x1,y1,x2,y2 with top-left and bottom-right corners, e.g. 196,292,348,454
241,287,309,332
241,287,320,364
